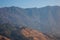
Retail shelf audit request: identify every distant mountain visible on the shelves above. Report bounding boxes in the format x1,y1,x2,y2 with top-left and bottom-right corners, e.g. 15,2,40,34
0,6,60,36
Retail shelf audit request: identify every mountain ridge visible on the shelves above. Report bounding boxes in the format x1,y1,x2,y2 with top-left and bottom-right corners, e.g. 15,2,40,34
0,6,60,36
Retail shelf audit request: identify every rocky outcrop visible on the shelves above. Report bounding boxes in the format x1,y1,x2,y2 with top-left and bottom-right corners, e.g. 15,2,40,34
20,27,55,40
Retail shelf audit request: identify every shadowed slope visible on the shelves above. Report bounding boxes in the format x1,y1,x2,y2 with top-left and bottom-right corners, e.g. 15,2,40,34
0,35,10,40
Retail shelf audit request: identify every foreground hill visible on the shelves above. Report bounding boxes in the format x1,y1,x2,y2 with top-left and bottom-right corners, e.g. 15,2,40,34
0,23,59,40
19,27,56,40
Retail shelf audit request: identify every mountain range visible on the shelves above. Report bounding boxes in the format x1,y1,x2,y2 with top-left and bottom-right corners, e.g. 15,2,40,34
0,6,60,36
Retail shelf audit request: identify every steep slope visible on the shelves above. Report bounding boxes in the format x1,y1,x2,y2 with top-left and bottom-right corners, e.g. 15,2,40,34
0,6,30,26
25,6,60,35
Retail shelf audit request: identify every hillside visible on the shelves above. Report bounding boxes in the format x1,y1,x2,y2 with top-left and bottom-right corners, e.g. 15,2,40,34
0,23,58,40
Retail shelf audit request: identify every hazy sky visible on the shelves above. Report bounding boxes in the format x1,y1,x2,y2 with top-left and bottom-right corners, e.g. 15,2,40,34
0,0,60,8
